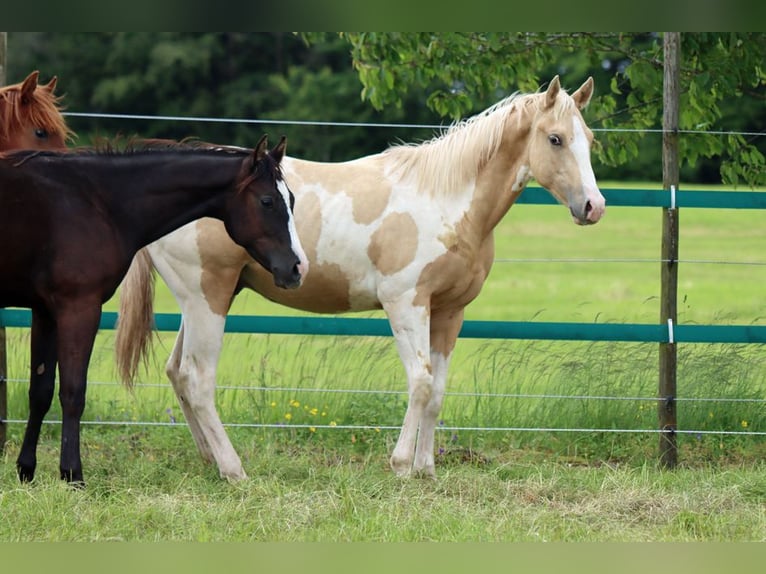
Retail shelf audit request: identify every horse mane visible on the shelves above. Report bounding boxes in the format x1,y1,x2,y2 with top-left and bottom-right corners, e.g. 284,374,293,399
2,136,247,160
383,87,576,198
0,136,282,181
0,78,75,143
86,135,249,155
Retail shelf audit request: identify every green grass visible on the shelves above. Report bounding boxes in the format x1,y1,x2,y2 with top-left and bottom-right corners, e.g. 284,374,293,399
3,434,766,541
2,184,766,540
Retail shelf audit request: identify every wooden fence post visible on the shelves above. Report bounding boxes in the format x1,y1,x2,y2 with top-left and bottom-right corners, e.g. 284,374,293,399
0,31,7,454
659,32,680,468
0,325,7,454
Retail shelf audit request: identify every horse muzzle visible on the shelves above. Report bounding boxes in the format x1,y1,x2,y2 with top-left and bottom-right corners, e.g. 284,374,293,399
570,193,606,225
271,257,307,290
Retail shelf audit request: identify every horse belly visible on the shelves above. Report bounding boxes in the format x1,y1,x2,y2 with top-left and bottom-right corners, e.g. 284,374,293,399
240,260,381,314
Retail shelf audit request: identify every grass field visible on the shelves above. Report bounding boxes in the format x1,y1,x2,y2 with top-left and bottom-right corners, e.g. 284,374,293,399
2,183,766,541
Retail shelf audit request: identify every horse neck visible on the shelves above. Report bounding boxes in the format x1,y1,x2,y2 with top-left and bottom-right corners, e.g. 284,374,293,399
469,117,533,237
94,151,245,249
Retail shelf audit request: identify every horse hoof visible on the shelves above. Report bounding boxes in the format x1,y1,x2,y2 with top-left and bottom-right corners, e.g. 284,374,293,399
413,468,437,480
222,469,248,483
60,468,85,485
17,465,35,483
389,456,412,478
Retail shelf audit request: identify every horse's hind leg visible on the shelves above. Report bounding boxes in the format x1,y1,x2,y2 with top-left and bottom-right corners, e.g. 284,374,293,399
167,300,246,481
17,308,58,482
166,321,216,463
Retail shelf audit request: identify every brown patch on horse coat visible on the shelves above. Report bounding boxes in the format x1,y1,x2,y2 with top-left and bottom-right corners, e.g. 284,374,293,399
349,177,390,225
368,212,418,276
197,219,251,316
286,157,391,225
240,260,353,312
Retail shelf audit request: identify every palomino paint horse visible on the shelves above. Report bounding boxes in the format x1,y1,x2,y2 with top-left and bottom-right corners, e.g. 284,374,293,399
116,76,605,480
0,70,73,150
1,136,308,484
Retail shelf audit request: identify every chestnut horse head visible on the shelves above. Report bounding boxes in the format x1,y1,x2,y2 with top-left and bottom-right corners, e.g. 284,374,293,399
0,71,74,151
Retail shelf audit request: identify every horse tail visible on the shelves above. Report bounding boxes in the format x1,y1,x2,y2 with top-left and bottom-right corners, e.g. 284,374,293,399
115,248,157,388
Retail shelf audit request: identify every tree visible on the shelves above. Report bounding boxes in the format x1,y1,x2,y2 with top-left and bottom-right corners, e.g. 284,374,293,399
6,32,438,161
7,33,765,185
330,32,766,187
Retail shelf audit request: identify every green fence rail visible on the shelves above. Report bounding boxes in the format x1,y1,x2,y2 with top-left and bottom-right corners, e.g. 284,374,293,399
519,186,766,209
2,186,765,344
2,309,766,344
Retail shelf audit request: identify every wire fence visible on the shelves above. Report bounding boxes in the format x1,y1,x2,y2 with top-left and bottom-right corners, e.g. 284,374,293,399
2,112,766,447
62,111,766,139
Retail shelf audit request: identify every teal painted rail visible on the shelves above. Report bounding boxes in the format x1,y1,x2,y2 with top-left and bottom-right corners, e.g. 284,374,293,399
519,186,766,209
2,187,765,346
2,309,766,344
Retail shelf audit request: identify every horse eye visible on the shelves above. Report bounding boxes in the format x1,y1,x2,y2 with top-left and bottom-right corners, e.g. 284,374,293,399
549,134,562,146
260,196,274,208
34,128,49,140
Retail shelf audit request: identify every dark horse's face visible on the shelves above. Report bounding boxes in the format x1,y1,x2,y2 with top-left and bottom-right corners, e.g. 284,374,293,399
226,136,308,289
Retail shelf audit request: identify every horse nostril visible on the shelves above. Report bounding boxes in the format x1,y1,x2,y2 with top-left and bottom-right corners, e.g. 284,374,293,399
584,200,592,215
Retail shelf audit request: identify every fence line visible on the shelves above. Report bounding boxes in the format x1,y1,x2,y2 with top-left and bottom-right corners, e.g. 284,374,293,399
2,184,766,452
2,108,766,460
62,111,766,139
494,258,766,266
2,417,765,438
5,376,766,404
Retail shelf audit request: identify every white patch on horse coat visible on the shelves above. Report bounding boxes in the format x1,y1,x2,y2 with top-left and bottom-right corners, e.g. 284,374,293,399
512,165,531,192
147,223,209,311
277,178,309,278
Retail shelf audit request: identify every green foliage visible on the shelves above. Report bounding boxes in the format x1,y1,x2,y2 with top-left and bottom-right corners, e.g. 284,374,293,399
7,32,765,184
340,32,766,187
7,32,438,162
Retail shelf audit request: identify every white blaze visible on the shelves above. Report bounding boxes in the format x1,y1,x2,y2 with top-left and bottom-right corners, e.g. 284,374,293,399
571,117,599,197
277,179,309,278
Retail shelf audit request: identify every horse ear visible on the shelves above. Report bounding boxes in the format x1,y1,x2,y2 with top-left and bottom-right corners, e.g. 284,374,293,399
20,71,40,105
254,134,269,162
544,75,561,109
572,76,594,110
44,76,59,94
270,135,287,164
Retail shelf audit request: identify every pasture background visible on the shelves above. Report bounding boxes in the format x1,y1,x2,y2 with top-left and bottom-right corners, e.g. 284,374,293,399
3,182,766,541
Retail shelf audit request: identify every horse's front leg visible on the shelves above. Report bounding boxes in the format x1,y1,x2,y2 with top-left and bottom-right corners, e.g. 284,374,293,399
383,295,434,478
55,304,102,485
413,308,464,477
16,308,58,482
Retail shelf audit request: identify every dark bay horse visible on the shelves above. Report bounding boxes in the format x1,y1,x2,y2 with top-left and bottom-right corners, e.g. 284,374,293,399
0,70,74,150
116,76,605,480
0,136,308,484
